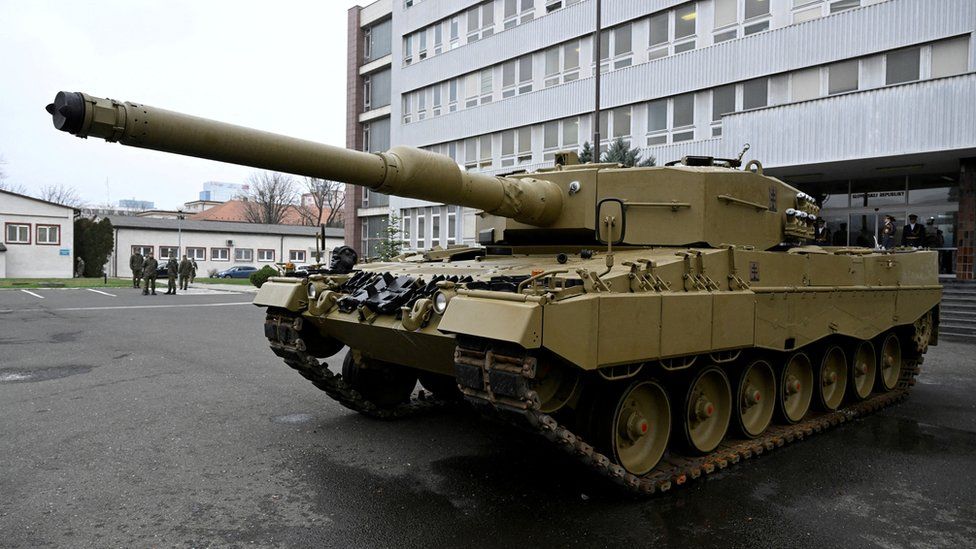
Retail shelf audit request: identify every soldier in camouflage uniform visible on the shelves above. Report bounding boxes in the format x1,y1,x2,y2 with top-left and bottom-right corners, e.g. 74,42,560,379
142,251,158,295
178,255,192,291
129,250,143,288
165,256,179,295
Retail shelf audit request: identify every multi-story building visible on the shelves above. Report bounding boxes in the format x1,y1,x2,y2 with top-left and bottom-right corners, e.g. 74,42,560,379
346,0,976,279
199,181,248,202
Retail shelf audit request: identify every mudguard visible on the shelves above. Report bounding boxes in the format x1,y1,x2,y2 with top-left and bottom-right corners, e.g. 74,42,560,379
253,277,307,312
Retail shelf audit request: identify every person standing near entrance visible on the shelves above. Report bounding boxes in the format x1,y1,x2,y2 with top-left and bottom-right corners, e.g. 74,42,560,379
880,215,896,249
75,256,85,278
165,257,179,295
142,251,158,295
902,214,926,247
178,255,192,291
129,250,143,288
813,218,830,245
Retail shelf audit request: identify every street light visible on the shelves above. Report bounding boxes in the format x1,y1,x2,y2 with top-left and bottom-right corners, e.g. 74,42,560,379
177,208,185,255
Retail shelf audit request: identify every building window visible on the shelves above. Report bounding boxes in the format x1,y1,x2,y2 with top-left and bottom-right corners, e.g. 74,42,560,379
742,77,769,110
931,36,970,79
543,116,581,161
791,67,822,102
187,247,206,261
466,2,494,43
363,19,392,63
403,34,412,65
402,213,412,248
418,29,427,60
5,223,30,244
450,16,459,48
211,247,229,261
158,246,178,260
432,84,442,116
402,94,412,123
649,4,697,58
447,207,457,245
647,94,694,144
792,0,823,24
289,250,307,263
599,106,633,152
360,216,387,258
886,47,920,85
828,60,859,94
417,213,426,249
132,245,154,257
502,55,533,98
431,208,441,247
434,22,443,55
448,79,458,112
418,89,427,120
711,84,735,136
504,0,534,29
234,248,253,262
829,0,859,13
597,23,633,73
500,127,533,166
36,224,60,245
544,40,580,87
258,249,275,262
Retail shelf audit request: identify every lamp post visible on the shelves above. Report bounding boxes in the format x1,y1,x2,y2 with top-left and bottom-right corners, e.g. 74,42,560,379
592,0,602,151
177,209,185,255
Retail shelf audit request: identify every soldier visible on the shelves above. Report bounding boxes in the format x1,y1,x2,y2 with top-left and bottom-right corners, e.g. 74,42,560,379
75,256,85,278
190,258,198,283
178,254,192,291
902,214,926,247
880,215,896,249
813,218,830,245
164,256,179,295
129,250,143,288
142,251,158,295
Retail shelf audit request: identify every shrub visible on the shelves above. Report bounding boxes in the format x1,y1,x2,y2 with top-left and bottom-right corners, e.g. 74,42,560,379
249,265,279,288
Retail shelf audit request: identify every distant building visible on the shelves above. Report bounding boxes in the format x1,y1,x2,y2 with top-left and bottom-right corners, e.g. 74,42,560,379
117,198,155,210
182,199,223,213
189,199,330,226
0,189,79,278
105,216,344,278
199,181,247,202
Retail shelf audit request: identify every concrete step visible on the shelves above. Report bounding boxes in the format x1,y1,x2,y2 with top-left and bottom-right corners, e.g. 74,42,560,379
940,332,976,343
939,323,976,336
941,313,976,324
942,289,976,298
941,296,976,305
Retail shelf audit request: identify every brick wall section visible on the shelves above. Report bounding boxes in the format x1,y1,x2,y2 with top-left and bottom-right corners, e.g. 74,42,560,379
957,158,976,280
344,6,364,255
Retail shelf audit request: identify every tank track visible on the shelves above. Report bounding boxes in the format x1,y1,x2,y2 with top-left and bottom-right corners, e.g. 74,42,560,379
454,341,922,495
264,311,449,419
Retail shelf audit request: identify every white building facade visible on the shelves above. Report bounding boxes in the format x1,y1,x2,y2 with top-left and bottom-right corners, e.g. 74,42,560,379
105,216,344,278
347,0,976,277
0,190,77,278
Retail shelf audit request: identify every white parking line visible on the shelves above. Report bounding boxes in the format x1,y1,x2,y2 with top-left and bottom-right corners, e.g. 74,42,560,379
86,288,117,297
49,301,252,312
20,290,44,299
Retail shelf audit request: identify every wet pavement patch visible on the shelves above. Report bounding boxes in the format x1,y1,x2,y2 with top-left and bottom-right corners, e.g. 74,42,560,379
0,365,93,383
272,413,315,424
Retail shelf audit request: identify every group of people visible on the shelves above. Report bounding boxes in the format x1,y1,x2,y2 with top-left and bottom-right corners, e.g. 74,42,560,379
129,251,197,296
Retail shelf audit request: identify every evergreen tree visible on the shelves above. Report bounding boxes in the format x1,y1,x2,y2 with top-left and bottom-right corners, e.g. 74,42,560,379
578,141,595,164
601,137,656,167
375,211,403,261
73,217,113,277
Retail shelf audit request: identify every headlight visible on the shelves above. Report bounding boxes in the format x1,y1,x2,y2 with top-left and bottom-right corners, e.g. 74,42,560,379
307,283,317,299
433,291,449,314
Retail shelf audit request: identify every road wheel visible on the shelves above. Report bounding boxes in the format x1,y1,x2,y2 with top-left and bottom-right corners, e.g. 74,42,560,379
877,333,902,392
733,360,775,438
342,352,417,408
816,346,848,411
777,352,813,424
417,371,462,401
849,340,876,400
585,379,671,476
680,367,732,454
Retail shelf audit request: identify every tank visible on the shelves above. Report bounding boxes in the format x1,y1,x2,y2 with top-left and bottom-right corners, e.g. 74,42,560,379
48,91,941,493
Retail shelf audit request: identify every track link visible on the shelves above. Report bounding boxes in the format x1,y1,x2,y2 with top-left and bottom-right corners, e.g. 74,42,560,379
454,343,921,495
264,311,448,419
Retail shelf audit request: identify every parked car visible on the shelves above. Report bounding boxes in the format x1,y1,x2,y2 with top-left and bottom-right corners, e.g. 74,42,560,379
213,266,258,279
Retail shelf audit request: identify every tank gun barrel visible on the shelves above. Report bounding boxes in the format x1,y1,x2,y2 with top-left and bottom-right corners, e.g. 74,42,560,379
46,91,562,226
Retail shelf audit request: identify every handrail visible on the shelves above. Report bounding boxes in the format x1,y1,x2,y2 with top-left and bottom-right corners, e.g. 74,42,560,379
717,194,769,211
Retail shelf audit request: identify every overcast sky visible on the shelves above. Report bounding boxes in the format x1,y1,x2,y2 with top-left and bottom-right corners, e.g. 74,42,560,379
0,0,363,209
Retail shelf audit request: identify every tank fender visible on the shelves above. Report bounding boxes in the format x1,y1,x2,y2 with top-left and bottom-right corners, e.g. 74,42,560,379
253,277,307,312
437,295,542,348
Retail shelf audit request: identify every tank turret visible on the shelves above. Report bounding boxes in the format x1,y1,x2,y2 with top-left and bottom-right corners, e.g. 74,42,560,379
48,91,817,250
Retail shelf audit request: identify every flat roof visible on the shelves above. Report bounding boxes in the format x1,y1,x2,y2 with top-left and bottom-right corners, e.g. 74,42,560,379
105,215,344,238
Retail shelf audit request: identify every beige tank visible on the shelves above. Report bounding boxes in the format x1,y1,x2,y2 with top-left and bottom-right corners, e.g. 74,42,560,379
48,91,942,493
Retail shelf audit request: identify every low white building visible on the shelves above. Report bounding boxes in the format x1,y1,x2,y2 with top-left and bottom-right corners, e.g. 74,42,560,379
0,189,78,278
105,216,344,278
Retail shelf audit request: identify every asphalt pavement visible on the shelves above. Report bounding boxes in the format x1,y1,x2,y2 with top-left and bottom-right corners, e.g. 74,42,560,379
1,288,974,548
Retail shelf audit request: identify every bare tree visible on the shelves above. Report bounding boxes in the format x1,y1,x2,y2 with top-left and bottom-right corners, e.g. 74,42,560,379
241,171,298,224
0,155,28,195
297,177,345,227
39,184,83,207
